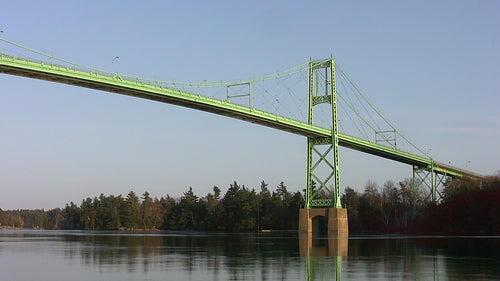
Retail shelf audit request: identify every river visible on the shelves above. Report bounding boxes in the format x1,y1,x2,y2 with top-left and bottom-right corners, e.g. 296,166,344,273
0,230,499,280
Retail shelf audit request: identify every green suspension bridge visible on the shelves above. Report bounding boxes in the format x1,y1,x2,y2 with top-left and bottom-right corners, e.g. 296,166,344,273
0,38,483,211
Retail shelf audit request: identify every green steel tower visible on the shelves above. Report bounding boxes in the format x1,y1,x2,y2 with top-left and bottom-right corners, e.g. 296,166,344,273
305,57,342,209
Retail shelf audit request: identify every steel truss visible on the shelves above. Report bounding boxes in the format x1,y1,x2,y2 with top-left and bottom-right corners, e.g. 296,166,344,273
305,57,342,209
412,163,449,210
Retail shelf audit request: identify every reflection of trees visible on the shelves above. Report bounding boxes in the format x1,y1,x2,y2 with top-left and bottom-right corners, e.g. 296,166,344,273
344,237,500,280
56,232,500,280
300,236,500,280
432,238,500,280
5,231,500,280
345,238,427,280
62,232,304,279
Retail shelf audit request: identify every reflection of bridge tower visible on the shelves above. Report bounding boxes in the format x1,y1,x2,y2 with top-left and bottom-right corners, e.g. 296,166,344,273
299,57,348,237
299,233,348,281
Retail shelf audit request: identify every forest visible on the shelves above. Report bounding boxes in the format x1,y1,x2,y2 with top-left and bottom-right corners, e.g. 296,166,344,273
1,174,499,235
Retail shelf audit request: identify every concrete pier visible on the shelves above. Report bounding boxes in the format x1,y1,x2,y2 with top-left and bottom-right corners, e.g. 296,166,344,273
298,208,348,238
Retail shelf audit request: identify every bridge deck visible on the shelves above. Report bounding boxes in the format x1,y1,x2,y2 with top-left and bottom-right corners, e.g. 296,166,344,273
0,55,481,179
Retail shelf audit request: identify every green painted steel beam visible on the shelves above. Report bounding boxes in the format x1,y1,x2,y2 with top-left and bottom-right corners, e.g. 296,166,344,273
0,55,327,138
337,133,430,167
432,161,483,179
330,58,341,208
0,55,483,181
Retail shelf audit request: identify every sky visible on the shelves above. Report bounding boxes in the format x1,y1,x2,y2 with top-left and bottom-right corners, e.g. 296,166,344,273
1,1,499,210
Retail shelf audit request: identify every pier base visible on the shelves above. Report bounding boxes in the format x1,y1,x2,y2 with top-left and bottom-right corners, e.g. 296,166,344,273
299,208,348,237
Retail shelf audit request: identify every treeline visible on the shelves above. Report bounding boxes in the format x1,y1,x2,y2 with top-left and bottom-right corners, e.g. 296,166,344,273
1,175,499,234
409,174,500,235
0,181,303,231
0,178,430,233
341,175,500,234
341,179,418,233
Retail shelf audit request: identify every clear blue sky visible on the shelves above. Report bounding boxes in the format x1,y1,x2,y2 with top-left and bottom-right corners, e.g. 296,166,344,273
1,1,499,210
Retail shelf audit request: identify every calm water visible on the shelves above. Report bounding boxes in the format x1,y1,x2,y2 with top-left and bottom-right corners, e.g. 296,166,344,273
0,230,499,281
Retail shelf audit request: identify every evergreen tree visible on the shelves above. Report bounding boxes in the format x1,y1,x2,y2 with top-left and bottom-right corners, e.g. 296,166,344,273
61,202,81,229
287,191,304,229
275,181,291,229
341,187,360,232
259,180,273,230
43,208,60,229
94,194,122,230
151,197,165,230
178,187,198,229
80,198,96,230
142,191,154,229
222,181,258,231
270,189,285,229
123,191,141,230
161,195,178,230
206,186,223,230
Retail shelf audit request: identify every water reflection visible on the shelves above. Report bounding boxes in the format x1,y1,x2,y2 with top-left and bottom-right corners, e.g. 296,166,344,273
298,234,500,281
58,231,304,280
1,230,500,280
299,233,348,281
